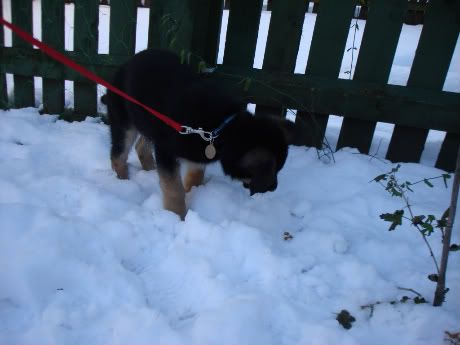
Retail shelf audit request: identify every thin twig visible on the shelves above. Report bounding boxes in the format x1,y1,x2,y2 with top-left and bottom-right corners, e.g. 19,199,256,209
397,184,441,274
397,286,423,297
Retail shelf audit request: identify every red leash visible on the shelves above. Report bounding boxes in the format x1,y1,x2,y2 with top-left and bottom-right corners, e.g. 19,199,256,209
0,16,183,132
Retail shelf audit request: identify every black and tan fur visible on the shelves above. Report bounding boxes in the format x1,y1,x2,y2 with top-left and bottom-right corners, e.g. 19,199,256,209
105,49,295,220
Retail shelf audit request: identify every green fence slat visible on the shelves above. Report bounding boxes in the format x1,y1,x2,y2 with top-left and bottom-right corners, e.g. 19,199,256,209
337,0,407,154
148,0,191,51
11,0,34,108
262,0,306,73
305,0,356,77
436,133,459,172
148,0,222,69
255,0,306,118
189,0,224,65
386,0,460,164
42,0,65,115
223,0,263,67
0,0,8,109
109,0,137,56
296,0,356,147
74,1,99,116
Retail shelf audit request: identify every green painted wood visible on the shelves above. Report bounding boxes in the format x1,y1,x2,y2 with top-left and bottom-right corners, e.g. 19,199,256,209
436,133,459,172
74,1,99,115
42,0,65,115
296,0,356,147
0,0,8,109
336,0,407,154
148,0,222,70
305,0,356,77
223,0,263,68
386,0,460,164
11,0,34,108
2,49,459,134
148,0,192,52
255,0,306,119
109,0,137,56
189,0,224,65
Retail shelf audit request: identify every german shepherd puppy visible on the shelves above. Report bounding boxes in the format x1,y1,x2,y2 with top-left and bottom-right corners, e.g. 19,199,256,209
105,49,295,220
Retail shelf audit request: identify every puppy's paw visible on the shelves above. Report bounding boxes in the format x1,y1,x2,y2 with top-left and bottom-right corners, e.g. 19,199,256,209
111,160,129,180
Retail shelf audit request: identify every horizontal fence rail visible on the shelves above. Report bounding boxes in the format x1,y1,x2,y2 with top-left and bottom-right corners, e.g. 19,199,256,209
0,0,459,172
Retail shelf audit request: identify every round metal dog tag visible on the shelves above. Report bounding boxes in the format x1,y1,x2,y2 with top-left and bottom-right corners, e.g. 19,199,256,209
205,143,216,159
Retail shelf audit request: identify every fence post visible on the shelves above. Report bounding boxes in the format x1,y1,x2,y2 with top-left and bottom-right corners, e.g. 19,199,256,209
295,0,356,148
74,2,99,116
336,0,407,154
42,0,65,115
11,0,34,108
255,0,306,121
386,0,460,166
148,0,223,68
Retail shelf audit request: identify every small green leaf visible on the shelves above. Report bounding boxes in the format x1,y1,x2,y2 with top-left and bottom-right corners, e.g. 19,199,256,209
412,215,425,225
336,310,356,330
442,174,451,188
436,208,450,230
450,244,460,252
426,215,436,223
413,296,427,304
373,174,387,182
243,78,252,92
420,222,434,235
169,36,177,48
400,296,410,303
405,181,414,192
423,179,434,188
391,164,401,173
197,60,206,74
428,274,439,282
380,210,404,231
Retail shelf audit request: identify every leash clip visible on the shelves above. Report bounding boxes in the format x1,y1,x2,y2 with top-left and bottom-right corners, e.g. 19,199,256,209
179,126,214,142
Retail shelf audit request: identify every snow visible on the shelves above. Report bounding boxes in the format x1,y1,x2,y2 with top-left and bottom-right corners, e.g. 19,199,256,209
1,2,460,344
1,108,459,344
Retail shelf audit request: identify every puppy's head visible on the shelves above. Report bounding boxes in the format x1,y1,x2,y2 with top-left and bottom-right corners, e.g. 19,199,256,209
240,147,278,195
220,112,296,195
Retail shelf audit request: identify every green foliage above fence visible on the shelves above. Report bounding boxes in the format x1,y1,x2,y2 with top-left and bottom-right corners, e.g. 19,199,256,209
0,0,459,171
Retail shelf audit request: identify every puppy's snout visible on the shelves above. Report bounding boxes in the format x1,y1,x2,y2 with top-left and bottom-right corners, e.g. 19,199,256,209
249,179,278,196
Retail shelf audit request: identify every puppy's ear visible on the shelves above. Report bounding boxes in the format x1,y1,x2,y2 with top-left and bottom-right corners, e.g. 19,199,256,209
268,116,297,145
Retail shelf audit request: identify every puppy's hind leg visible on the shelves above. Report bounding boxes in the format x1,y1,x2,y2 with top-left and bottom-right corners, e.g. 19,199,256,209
184,162,205,192
110,127,138,179
135,135,156,171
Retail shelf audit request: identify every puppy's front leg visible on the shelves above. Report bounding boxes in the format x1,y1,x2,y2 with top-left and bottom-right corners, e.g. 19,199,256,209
158,167,186,220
